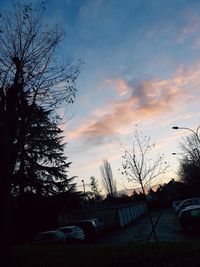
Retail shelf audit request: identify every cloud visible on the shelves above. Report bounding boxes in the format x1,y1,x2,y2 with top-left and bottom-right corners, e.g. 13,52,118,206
104,78,129,96
177,20,198,43
67,61,200,145
175,13,200,46
146,11,200,47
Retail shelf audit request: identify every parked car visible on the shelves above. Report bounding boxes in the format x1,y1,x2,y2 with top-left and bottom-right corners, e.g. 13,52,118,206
90,218,104,231
178,205,200,230
70,220,99,240
58,226,85,242
32,230,66,244
172,200,183,211
175,197,200,215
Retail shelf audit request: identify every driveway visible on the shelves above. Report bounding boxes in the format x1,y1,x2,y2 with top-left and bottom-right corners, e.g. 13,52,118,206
94,208,200,245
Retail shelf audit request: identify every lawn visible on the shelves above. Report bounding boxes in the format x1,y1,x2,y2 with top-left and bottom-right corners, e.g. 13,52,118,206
12,241,200,267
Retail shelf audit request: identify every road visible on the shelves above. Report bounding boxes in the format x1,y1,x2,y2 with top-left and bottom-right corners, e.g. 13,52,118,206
93,208,200,245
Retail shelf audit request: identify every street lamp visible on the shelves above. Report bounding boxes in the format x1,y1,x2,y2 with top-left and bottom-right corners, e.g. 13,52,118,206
172,125,200,143
172,152,184,155
81,179,86,195
172,152,185,159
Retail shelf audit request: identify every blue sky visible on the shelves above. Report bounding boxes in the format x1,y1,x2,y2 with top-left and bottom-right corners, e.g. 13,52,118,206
2,0,200,193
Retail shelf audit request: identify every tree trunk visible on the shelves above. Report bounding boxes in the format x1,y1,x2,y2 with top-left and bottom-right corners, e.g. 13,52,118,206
140,183,158,242
0,74,22,266
0,131,12,266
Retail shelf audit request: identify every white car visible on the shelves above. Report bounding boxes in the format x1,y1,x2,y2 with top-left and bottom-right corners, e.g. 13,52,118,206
32,230,66,244
58,226,85,241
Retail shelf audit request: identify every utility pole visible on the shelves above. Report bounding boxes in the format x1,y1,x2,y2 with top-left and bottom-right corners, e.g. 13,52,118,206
82,179,86,195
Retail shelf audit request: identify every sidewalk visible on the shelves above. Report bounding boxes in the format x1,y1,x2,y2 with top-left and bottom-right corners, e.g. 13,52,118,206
96,208,200,245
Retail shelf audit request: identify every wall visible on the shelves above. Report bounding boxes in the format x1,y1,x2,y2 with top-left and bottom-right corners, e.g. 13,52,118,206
58,201,147,228
117,202,147,227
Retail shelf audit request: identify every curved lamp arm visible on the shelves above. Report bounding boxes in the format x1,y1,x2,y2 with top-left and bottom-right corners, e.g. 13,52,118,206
172,126,200,143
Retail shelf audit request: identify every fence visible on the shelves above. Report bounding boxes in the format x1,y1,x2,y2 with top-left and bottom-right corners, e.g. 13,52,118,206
117,202,147,227
58,201,147,228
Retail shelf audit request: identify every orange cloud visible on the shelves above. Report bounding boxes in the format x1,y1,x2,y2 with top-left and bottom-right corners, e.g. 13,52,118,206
104,78,129,96
67,62,200,144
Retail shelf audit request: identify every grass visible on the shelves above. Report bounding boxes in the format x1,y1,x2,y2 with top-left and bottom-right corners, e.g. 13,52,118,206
13,241,200,267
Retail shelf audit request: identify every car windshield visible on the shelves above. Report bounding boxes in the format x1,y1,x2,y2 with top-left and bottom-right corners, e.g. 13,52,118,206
56,231,65,237
60,228,72,234
191,209,200,217
36,232,55,239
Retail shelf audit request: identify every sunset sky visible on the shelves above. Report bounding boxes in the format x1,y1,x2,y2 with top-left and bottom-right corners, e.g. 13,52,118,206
2,0,200,194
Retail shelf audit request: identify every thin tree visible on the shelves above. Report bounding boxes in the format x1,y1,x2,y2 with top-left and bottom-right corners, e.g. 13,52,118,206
100,159,117,197
0,2,80,263
89,176,102,202
121,128,168,242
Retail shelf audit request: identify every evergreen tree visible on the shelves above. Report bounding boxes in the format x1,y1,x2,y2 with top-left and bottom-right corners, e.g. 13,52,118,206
11,104,77,197
89,176,102,202
0,2,80,262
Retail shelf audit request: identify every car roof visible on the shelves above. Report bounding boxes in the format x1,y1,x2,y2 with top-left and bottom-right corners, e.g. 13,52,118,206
38,230,58,234
72,219,93,223
177,198,200,208
181,197,200,203
59,226,77,230
181,204,200,213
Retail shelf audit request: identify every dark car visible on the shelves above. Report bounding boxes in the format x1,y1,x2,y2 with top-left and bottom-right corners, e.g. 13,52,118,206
175,197,200,215
32,230,66,244
90,218,104,231
178,205,200,230
58,226,85,242
70,220,99,240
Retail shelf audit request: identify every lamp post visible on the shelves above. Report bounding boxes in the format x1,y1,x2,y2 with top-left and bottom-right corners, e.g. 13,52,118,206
81,179,86,195
172,152,188,161
172,152,184,156
172,125,200,143
172,126,200,164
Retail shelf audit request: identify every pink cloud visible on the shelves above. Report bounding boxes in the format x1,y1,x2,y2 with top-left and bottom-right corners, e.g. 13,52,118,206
104,78,129,96
67,62,200,144
176,14,200,44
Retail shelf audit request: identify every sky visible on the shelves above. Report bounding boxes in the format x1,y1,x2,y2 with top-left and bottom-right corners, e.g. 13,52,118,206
2,0,200,194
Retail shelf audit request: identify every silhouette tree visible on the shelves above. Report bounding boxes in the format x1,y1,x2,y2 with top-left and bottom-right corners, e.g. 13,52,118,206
11,104,77,198
121,128,168,242
0,2,80,263
178,134,200,191
89,176,102,202
100,159,117,197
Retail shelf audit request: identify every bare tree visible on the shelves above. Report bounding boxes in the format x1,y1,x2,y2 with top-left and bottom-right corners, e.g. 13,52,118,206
0,1,81,263
178,133,200,187
100,159,117,197
121,128,168,242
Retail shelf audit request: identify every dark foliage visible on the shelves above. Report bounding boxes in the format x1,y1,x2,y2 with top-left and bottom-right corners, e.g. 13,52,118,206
12,190,82,244
178,133,200,193
147,179,196,208
11,104,77,197
0,2,80,261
